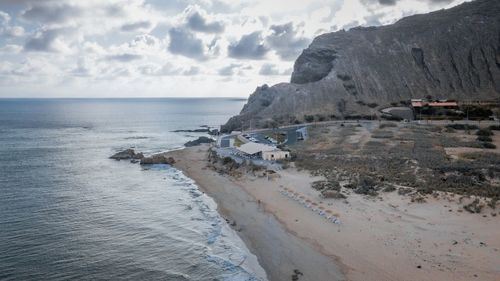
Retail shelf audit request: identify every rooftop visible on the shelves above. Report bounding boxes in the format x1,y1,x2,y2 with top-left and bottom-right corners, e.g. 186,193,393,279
236,142,278,155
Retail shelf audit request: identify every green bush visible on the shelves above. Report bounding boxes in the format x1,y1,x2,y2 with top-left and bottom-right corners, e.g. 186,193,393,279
304,115,315,122
489,125,500,131
446,124,479,130
223,157,234,165
481,142,496,149
477,135,493,142
476,129,493,136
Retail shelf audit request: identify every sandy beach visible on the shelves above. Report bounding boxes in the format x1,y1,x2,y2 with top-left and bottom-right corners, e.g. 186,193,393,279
165,144,500,281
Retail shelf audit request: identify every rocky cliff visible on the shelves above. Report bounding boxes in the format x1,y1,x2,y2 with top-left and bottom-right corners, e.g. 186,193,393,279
222,0,500,132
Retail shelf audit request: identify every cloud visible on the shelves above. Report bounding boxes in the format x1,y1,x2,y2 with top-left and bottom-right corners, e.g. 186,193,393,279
185,7,224,33
227,31,268,60
259,63,280,75
105,53,143,62
218,63,241,76
21,2,83,24
0,11,24,37
0,11,10,25
218,63,252,76
168,27,206,60
138,63,200,76
121,21,152,32
0,44,22,54
266,22,309,61
1,25,25,37
24,28,70,52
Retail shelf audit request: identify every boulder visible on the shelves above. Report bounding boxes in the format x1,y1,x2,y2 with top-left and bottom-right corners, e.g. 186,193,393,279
184,136,215,147
110,149,139,160
322,190,347,199
140,154,175,165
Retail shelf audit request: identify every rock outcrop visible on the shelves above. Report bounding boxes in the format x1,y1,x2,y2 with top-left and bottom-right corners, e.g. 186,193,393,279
110,149,144,160
222,0,500,133
184,136,215,147
140,154,175,165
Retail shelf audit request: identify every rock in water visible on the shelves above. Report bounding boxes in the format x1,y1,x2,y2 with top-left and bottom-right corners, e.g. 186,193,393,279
140,155,175,165
221,0,500,133
110,149,144,160
184,136,215,147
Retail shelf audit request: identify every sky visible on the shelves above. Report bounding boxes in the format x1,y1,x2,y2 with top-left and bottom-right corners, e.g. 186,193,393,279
0,0,469,98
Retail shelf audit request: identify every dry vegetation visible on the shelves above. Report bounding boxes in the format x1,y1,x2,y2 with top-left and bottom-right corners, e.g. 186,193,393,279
293,122,500,212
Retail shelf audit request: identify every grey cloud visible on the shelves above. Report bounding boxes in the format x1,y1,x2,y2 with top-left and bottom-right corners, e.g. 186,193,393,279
227,32,268,60
168,28,206,60
259,63,291,76
1,25,24,37
21,3,83,24
0,11,24,37
218,63,252,76
186,11,224,33
121,21,152,32
218,63,241,76
24,28,62,52
259,63,280,75
138,63,200,76
0,11,10,25
183,66,200,75
105,53,143,62
266,22,310,61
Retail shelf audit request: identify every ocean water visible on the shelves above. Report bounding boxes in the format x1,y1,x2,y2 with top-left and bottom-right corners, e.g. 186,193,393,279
0,98,266,281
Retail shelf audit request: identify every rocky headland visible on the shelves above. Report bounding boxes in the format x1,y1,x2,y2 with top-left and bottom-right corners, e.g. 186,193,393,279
222,0,500,132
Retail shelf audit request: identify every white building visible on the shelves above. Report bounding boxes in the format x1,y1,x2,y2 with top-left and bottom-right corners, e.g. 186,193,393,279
236,142,290,161
262,150,290,161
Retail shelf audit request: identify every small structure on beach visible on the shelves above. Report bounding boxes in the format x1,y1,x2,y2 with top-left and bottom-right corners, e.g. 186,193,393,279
236,142,290,161
262,150,290,161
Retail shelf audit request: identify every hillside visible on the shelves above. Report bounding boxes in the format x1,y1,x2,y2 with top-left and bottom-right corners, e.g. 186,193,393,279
222,0,500,132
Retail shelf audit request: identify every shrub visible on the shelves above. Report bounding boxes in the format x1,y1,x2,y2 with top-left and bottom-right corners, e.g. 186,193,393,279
489,125,500,131
477,135,492,142
445,124,479,130
463,199,483,213
379,122,397,129
223,157,234,165
476,129,493,136
304,115,315,122
481,142,496,149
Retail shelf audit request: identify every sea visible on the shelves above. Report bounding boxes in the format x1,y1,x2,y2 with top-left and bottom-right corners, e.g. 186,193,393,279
0,98,267,281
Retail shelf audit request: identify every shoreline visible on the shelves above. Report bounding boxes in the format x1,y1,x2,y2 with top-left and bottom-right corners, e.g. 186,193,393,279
165,144,500,281
166,146,346,281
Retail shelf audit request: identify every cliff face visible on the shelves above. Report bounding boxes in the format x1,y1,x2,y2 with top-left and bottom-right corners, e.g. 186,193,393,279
222,0,500,132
